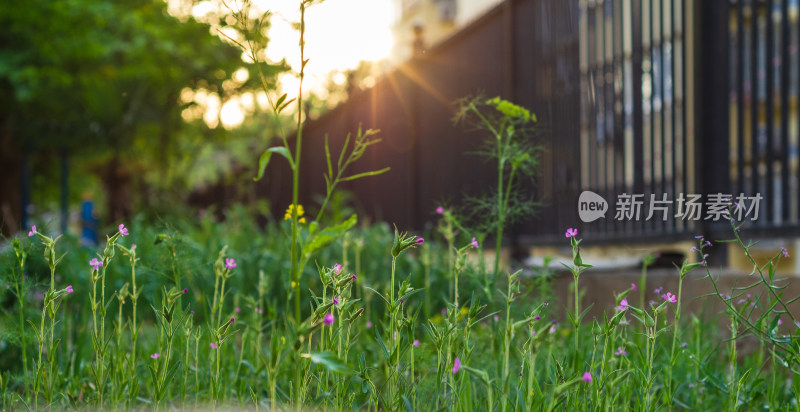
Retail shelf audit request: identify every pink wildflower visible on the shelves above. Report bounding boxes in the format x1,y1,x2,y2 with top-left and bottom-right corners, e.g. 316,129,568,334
28,225,36,237
210,342,217,349
565,228,578,238
663,292,677,303
90,258,103,271
413,339,420,347
118,224,129,236
65,285,74,294
436,206,444,214
324,312,334,325
452,358,461,374
225,258,236,269
151,353,160,359
471,237,479,248
333,264,342,274
583,372,592,382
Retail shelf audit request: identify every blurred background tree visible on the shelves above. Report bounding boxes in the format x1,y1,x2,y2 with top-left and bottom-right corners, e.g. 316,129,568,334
0,0,285,235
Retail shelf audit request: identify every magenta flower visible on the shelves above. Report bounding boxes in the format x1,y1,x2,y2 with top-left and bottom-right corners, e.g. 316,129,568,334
471,237,479,248
493,315,499,322
452,358,461,374
118,224,129,236
413,339,420,347
225,258,236,269
257,308,263,314
324,312,335,325
663,292,677,303
417,237,424,245
615,298,628,312
131,243,137,249
333,298,339,305
183,288,188,294
614,346,627,356
210,342,217,349
436,206,444,214
441,308,447,315
235,307,241,313
534,315,541,320
631,283,637,292
333,263,342,274
230,317,235,324
681,342,688,348
565,228,578,238
782,247,790,258
366,321,373,328
654,286,663,294
150,353,160,359
352,274,357,280
65,285,74,294
582,372,592,382
90,258,103,271
28,225,36,237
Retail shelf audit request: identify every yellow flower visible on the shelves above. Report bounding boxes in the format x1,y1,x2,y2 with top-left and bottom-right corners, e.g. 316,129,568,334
284,204,306,223
281,336,286,345
291,281,297,289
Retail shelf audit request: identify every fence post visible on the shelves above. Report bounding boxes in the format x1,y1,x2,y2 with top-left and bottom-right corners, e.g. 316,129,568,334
696,0,730,262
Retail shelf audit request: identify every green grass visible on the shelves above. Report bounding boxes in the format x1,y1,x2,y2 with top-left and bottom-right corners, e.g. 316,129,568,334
1,206,800,411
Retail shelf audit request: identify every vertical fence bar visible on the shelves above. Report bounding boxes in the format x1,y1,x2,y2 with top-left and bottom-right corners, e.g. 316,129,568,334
699,0,731,239
657,0,666,231
632,0,645,234
737,0,745,198
781,0,790,222
751,0,761,212
664,1,678,233
766,0,775,223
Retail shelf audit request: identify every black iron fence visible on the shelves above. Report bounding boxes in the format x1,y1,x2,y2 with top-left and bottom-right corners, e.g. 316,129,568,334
255,0,800,245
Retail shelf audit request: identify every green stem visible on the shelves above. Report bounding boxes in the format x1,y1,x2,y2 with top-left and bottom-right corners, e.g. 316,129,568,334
291,0,307,323
666,273,685,405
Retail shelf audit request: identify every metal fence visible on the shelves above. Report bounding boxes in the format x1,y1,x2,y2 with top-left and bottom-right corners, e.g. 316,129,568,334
256,0,800,246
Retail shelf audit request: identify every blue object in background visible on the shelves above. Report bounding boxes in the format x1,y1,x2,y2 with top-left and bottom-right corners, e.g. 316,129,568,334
81,199,98,246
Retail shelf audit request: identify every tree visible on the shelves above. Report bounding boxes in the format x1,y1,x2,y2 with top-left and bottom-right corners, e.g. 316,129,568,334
0,0,282,233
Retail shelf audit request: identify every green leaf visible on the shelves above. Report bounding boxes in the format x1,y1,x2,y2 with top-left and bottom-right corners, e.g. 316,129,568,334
275,93,287,109
302,214,357,257
461,365,490,384
303,351,355,375
254,146,293,182
339,167,391,182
